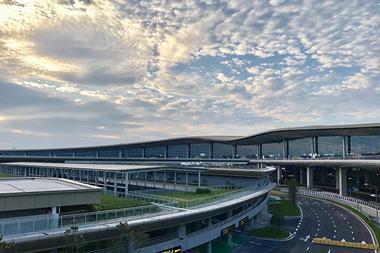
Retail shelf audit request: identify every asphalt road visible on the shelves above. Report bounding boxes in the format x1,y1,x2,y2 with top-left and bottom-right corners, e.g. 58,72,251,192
235,197,376,253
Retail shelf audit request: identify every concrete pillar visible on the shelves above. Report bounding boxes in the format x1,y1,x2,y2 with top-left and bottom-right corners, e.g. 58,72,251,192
306,167,313,188
198,171,201,188
209,143,213,159
163,171,166,189
185,172,189,191
114,172,118,197
104,172,107,194
276,167,282,185
227,233,233,245
153,171,156,188
144,171,147,187
335,170,339,191
232,145,237,158
174,171,177,190
258,144,263,159
164,146,168,159
342,136,346,158
125,173,129,195
95,171,98,185
119,149,122,158
338,168,347,196
207,241,212,253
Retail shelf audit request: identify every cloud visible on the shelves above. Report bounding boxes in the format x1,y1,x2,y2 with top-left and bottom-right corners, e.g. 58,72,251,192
0,0,379,148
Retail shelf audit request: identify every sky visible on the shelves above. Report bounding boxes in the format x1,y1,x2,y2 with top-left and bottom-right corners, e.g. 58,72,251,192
0,0,380,149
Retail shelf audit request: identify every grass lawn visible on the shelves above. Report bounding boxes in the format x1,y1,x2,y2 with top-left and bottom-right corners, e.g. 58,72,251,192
0,173,11,178
268,199,300,216
155,188,236,201
92,195,147,211
247,227,289,239
61,195,148,214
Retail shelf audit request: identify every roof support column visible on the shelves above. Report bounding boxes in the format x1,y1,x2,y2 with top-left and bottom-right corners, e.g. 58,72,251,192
142,147,146,158
209,143,214,159
95,171,98,186
153,171,156,188
342,136,346,158
232,144,237,158
198,171,201,188
187,144,191,159
338,167,347,196
258,144,263,159
124,172,129,195
144,171,147,187
174,171,177,190
306,167,313,188
164,146,168,159
276,167,282,185
114,172,118,197
104,172,107,195
163,171,166,189
185,172,188,192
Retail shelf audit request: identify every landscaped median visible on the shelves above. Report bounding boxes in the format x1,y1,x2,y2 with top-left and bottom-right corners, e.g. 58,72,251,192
246,198,300,240
268,199,301,217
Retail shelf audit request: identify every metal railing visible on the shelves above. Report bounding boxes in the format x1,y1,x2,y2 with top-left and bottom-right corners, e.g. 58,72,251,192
278,186,379,224
127,182,272,209
0,204,166,237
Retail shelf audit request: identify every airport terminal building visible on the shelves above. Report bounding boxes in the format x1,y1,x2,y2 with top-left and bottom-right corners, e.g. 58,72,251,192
0,123,379,252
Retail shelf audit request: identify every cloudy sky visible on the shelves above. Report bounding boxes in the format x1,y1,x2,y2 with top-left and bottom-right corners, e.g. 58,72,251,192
0,0,379,149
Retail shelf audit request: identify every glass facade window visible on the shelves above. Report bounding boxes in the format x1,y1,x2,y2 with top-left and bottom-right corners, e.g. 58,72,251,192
213,143,233,158
288,138,312,158
52,151,74,157
190,143,210,158
262,142,283,159
26,151,50,156
168,145,188,158
145,146,165,158
76,150,97,157
236,145,258,158
98,149,120,157
318,136,343,157
122,148,143,158
350,135,380,157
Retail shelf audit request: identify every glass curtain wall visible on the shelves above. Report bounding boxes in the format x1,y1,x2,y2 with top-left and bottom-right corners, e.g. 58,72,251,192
236,145,258,159
317,136,343,157
288,138,312,158
262,142,283,159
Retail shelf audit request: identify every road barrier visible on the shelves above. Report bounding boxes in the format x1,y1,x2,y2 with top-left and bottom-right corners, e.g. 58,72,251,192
312,237,378,250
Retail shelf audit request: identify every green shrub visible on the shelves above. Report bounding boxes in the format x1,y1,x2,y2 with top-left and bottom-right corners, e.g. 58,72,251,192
196,188,211,194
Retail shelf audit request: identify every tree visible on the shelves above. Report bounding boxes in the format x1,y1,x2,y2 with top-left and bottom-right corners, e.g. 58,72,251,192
63,225,86,253
0,235,15,252
116,221,145,252
285,178,298,206
270,212,286,231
